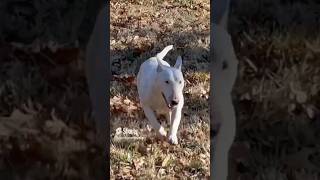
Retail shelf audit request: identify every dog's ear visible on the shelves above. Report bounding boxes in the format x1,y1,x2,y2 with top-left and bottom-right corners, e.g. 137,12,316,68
174,56,182,70
157,60,165,72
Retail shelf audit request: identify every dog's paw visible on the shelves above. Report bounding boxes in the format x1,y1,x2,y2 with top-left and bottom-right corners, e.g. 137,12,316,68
168,135,178,145
159,127,167,138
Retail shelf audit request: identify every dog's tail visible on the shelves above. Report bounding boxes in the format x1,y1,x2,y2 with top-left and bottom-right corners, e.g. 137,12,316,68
156,45,173,61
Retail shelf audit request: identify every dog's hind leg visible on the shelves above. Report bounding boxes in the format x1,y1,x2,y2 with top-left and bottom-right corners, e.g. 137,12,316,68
142,105,167,138
212,95,236,180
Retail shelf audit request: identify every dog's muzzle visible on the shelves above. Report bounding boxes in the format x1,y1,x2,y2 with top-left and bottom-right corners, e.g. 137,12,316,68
161,92,175,110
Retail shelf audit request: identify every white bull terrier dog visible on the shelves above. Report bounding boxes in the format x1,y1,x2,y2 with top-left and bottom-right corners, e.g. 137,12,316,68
212,0,239,179
85,7,108,147
137,45,185,145
211,25,238,180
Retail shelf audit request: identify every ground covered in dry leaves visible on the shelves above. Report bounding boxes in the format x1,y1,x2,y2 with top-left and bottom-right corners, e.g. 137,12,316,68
110,0,210,179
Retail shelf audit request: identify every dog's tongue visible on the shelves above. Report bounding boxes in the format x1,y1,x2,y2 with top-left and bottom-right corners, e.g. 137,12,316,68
161,92,172,109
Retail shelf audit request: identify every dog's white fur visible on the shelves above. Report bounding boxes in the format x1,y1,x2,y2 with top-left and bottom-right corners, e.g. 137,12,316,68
85,7,108,147
137,45,185,145
211,25,238,180
211,0,238,179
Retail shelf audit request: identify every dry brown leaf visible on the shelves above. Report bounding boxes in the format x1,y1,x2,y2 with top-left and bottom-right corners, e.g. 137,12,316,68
44,119,68,137
133,158,144,170
0,109,36,137
157,168,166,177
137,144,148,156
111,95,139,117
57,136,87,153
288,103,296,113
305,105,315,119
161,154,171,167
112,74,136,85
283,148,319,171
296,90,307,104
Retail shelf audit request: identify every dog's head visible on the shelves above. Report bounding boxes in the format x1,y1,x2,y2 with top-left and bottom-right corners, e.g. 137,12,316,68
156,56,184,109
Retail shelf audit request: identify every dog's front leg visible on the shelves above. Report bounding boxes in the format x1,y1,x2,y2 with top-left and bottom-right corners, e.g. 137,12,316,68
168,106,182,145
166,111,172,127
142,106,167,138
212,95,236,180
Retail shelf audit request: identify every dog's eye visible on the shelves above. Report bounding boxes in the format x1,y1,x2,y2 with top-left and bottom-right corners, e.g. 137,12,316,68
179,81,182,84
165,80,169,84
222,60,228,70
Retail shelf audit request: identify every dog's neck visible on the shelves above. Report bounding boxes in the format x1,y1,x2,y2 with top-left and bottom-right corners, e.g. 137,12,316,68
153,79,162,95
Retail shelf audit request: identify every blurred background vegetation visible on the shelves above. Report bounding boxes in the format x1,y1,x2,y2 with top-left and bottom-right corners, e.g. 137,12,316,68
0,1,105,179
0,0,102,46
229,0,320,179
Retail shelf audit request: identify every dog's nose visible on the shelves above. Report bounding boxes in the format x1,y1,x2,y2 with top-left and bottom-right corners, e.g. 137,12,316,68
171,100,179,106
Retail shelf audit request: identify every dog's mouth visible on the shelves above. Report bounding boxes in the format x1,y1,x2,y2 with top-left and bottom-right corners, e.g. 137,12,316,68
161,92,172,109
